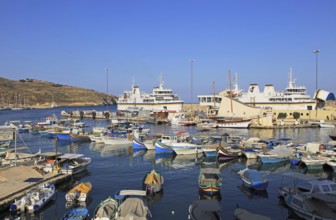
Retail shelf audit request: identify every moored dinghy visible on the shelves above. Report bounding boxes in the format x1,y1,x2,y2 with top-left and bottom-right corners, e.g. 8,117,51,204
143,169,164,194
198,168,222,196
66,182,92,203
114,189,151,219
188,200,221,220
26,182,56,212
63,207,90,220
93,196,119,220
237,168,269,191
234,204,271,220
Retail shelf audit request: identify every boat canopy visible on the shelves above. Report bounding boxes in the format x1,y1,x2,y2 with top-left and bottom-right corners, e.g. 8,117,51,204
119,190,147,197
200,168,221,174
281,173,317,181
58,153,84,159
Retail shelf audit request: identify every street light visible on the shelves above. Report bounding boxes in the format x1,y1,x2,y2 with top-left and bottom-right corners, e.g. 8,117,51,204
313,50,320,96
190,59,195,104
106,67,109,111
313,50,320,117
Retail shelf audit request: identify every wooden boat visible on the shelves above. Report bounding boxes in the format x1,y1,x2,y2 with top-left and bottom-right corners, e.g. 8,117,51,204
102,135,132,146
114,190,151,219
237,168,268,191
63,207,89,220
217,146,241,161
216,118,251,128
143,169,164,194
188,200,221,220
93,196,118,220
132,137,148,150
234,205,271,220
198,168,222,196
26,182,56,212
66,182,92,202
155,140,174,154
43,153,91,175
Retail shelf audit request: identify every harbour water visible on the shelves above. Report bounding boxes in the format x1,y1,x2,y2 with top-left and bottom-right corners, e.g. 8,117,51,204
0,105,335,220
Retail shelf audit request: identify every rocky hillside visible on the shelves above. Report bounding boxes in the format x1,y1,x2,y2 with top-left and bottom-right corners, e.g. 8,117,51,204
0,77,116,108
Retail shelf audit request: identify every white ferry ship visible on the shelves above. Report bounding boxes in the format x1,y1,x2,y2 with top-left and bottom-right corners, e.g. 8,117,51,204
199,68,333,111
117,77,184,112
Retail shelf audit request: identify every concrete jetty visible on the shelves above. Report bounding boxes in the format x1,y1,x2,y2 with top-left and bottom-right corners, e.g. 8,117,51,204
0,165,71,213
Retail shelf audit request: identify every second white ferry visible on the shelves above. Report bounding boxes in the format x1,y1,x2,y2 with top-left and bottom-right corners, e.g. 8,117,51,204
117,76,184,112
199,68,334,111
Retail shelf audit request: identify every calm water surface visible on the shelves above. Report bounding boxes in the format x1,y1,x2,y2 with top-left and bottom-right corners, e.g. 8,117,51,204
0,105,335,220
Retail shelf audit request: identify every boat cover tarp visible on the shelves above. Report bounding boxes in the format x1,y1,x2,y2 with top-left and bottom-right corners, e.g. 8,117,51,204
95,199,117,218
267,145,292,157
118,198,148,219
190,200,220,220
281,173,318,181
244,170,264,182
310,193,336,203
69,182,92,194
144,170,161,184
234,208,271,220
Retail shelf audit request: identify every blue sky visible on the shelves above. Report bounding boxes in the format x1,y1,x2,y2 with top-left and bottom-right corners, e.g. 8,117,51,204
1,0,335,103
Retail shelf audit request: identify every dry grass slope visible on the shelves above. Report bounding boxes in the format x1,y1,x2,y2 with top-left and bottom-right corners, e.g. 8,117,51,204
0,77,116,108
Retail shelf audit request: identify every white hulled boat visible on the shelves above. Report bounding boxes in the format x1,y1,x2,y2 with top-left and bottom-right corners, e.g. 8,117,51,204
117,76,184,112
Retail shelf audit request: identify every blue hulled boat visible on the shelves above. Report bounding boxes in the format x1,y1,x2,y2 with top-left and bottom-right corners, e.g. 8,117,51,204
63,207,89,220
155,140,174,154
238,168,269,191
132,137,147,150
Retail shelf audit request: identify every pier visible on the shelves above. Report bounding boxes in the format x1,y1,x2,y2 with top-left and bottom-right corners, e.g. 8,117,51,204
0,165,71,213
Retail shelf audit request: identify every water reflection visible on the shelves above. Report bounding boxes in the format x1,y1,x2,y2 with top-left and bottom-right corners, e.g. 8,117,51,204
237,184,269,199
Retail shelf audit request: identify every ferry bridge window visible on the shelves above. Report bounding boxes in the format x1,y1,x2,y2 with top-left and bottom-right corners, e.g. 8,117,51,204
207,97,211,103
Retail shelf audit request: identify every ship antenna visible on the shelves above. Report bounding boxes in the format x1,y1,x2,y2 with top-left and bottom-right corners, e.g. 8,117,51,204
289,67,293,88
160,73,164,88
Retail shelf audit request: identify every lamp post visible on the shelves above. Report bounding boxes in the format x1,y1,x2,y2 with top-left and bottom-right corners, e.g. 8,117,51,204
106,67,109,111
313,50,320,96
190,59,195,104
313,50,320,117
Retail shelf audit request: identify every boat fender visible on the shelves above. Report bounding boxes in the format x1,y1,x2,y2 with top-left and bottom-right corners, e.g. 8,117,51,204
91,111,96,119
319,144,325,151
104,112,110,119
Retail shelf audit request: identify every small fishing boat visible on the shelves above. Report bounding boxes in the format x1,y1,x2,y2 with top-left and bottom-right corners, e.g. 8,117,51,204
217,146,241,161
132,137,148,150
44,153,91,175
143,169,164,194
198,168,222,196
237,168,268,191
26,182,56,212
188,200,221,220
234,204,271,220
155,140,174,154
114,190,151,219
66,182,92,202
63,207,90,220
93,196,118,220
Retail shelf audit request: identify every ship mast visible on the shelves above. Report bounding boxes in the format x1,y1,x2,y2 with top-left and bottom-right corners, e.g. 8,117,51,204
229,70,233,113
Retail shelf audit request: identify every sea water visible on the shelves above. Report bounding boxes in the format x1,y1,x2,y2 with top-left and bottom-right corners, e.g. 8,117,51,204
0,105,334,220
